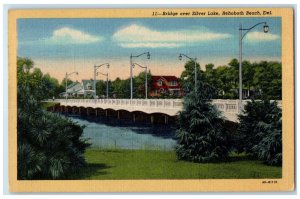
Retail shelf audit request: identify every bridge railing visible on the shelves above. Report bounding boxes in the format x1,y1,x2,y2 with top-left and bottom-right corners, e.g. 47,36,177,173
53,98,281,112
56,98,184,109
49,98,282,122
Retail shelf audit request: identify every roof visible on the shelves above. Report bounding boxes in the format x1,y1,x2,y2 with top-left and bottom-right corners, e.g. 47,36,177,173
82,79,98,90
152,75,179,82
67,82,80,89
151,75,182,90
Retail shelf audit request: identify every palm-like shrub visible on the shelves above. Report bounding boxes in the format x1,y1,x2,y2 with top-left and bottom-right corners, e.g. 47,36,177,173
175,82,231,163
17,57,90,179
237,100,282,166
18,84,90,179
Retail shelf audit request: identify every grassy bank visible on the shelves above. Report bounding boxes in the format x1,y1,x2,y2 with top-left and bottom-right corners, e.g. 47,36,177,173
69,149,281,179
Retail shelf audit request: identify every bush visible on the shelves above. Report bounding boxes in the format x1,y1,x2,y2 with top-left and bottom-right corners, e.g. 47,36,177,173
236,100,282,166
17,58,90,179
175,82,231,163
18,85,90,179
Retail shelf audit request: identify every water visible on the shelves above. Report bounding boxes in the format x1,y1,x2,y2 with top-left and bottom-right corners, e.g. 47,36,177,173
67,115,177,151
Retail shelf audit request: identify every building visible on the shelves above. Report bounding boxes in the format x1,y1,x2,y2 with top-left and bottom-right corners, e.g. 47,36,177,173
149,75,183,97
59,79,97,98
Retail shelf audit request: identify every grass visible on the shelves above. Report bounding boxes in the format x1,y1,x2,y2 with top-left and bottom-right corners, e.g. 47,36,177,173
69,149,282,179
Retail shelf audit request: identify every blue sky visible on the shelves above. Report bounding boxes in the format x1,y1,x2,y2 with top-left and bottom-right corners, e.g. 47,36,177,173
17,17,281,81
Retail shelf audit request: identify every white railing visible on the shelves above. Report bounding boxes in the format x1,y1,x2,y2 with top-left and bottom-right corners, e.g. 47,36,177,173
56,98,183,109
50,98,282,122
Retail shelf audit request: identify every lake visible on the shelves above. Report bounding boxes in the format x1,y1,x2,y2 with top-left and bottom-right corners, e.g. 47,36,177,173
67,115,177,151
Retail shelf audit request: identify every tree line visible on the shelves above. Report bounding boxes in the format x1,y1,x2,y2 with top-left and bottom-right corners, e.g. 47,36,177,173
181,59,282,100
19,56,281,101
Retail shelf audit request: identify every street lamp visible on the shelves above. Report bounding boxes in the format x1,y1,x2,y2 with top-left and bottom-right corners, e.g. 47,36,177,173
96,71,109,99
130,52,150,99
65,71,78,99
132,62,148,99
239,22,269,113
178,53,198,91
94,63,109,98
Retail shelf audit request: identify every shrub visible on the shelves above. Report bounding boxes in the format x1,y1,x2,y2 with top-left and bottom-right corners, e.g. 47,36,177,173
175,82,231,163
18,85,90,179
17,58,90,179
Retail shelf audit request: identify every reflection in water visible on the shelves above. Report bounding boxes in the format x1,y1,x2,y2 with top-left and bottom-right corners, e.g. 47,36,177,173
67,115,177,151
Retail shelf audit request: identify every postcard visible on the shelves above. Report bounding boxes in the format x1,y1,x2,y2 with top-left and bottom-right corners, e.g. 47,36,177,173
8,7,294,192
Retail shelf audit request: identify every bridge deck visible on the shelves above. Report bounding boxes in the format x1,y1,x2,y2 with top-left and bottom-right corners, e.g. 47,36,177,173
49,99,282,122
49,99,249,122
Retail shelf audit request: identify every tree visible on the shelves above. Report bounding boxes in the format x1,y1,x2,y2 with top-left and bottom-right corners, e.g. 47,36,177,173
253,61,282,100
133,71,152,98
17,57,62,100
236,100,282,166
61,78,74,89
228,58,239,90
42,74,60,98
17,57,34,74
198,59,281,100
96,80,107,98
111,77,130,98
175,81,231,163
242,60,255,98
179,60,202,94
17,57,90,179
203,63,220,98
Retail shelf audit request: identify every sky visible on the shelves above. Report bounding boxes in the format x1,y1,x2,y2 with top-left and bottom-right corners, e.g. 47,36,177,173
17,17,281,82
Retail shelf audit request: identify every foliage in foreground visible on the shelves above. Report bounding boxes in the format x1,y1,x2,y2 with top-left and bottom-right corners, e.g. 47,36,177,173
236,100,282,166
17,57,90,179
175,82,231,163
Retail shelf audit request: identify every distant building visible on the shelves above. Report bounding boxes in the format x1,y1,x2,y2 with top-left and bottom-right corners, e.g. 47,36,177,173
150,75,183,97
59,79,97,98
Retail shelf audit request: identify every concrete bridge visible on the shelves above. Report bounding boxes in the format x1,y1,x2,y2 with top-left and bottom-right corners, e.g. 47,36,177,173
48,98,273,123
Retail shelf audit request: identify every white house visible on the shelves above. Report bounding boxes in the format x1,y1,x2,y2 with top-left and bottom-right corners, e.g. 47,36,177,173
60,80,98,98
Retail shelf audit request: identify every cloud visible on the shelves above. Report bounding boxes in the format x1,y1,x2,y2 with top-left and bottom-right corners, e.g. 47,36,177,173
245,31,280,42
35,27,103,45
112,24,232,48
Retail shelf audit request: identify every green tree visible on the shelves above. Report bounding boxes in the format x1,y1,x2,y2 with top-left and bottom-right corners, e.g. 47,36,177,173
253,61,282,100
111,77,130,98
175,81,231,163
17,57,90,179
96,80,107,98
242,60,255,98
228,58,239,90
133,71,152,98
203,63,221,98
61,78,74,89
236,100,282,166
214,65,237,99
17,57,62,100
179,60,202,94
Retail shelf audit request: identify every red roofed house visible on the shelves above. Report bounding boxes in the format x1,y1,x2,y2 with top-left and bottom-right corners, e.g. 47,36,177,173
150,75,184,97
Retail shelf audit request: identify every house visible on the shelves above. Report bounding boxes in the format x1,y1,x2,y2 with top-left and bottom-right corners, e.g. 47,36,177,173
149,75,183,97
59,79,98,98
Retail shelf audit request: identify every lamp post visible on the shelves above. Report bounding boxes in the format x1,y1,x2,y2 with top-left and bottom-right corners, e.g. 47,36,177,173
130,52,150,99
94,63,109,98
179,53,197,91
239,22,269,113
96,71,109,99
65,71,78,99
132,62,148,99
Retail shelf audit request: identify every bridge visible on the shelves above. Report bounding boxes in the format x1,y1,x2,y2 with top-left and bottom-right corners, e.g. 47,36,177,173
48,98,277,123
